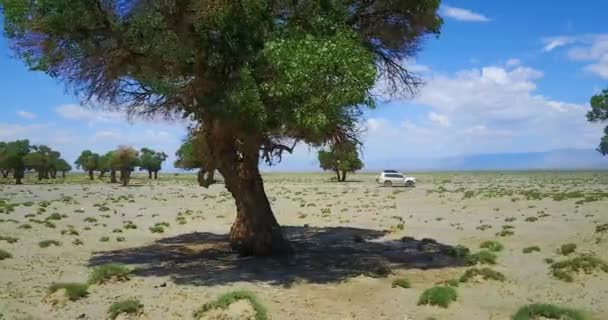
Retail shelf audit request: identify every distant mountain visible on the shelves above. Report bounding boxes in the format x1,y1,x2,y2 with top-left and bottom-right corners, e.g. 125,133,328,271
363,149,608,171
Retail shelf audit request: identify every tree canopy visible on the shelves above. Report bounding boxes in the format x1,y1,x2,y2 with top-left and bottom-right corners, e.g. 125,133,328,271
75,150,100,180
139,148,168,179
0,140,71,183
587,88,608,155
111,146,140,186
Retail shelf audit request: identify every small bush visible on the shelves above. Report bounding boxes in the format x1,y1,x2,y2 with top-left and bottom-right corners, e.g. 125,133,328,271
107,298,143,320
459,268,505,282
48,283,89,301
99,236,110,242
524,216,538,222
522,246,541,254
88,263,131,284
149,225,164,233
193,290,268,320
550,255,608,282
479,240,504,252
116,236,126,242
596,223,608,233
0,235,19,243
559,243,577,256
18,224,32,229
512,303,590,320
39,240,61,248
46,213,62,221
391,278,411,288
417,286,457,308
442,244,470,259
465,250,497,265
0,249,12,260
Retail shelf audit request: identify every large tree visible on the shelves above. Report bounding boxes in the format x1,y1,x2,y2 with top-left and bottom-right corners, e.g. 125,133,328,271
111,146,140,186
1,0,442,255
139,148,168,179
175,132,215,187
54,159,72,178
0,142,9,178
587,88,608,156
74,150,100,180
318,141,363,182
1,140,31,184
23,145,61,180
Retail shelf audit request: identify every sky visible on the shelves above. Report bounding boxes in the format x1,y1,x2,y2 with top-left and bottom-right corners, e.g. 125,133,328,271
1,1,607,172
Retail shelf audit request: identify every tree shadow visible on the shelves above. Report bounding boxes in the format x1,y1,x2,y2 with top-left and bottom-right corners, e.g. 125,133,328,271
88,226,465,287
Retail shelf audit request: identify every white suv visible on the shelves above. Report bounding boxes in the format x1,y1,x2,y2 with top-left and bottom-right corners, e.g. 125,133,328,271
377,170,416,187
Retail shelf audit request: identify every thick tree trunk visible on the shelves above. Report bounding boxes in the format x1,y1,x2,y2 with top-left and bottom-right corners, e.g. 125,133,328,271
62,171,66,178
335,170,340,181
99,170,106,178
37,171,43,180
88,170,94,180
148,170,152,179
121,170,129,186
1,170,8,178
154,171,158,179
14,170,24,185
341,170,347,182
110,169,117,183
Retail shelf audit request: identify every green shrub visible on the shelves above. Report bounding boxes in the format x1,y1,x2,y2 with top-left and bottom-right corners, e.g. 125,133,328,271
107,298,143,320
149,225,164,233
48,283,89,301
523,246,541,254
193,290,268,320
550,255,608,282
0,249,12,260
417,286,457,308
442,244,470,259
391,278,411,288
18,224,32,229
99,236,110,242
559,243,577,256
512,303,590,320
39,240,61,248
479,240,504,252
459,268,505,282
46,213,62,221
465,250,497,265
88,263,131,284
0,235,19,243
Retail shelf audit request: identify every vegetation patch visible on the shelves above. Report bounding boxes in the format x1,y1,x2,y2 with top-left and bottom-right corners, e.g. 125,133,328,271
48,283,89,301
88,263,131,284
0,249,12,260
193,290,268,320
391,278,411,288
0,235,19,243
558,243,577,256
465,250,497,265
417,286,458,308
39,240,61,248
108,298,144,320
522,246,541,254
550,255,608,282
459,267,505,283
479,240,504,252
512,303,590,320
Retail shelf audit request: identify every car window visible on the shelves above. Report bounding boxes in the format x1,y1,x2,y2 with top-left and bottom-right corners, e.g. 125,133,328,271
385,173,403,178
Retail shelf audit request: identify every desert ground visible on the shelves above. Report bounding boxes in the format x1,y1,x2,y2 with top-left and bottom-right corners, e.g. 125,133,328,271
0,171,607,320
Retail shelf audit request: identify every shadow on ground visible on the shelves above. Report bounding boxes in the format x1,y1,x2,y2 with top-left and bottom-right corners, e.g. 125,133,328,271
88,226,464,286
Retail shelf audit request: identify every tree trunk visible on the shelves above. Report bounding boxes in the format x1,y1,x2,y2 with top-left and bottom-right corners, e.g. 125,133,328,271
148,170,152,179
88,170,94,180
110,169,117,183
38,170,43,180
14,170,24,185
121,170,129,186
62,171,66,178
216,144,290,256
341,170,347,182
154,171,158,179
335,170,340,181
99,170,106,178
1,170,8,178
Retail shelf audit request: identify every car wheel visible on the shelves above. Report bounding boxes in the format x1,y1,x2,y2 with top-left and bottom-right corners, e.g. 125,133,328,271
405,181,414,187
384,180,392,187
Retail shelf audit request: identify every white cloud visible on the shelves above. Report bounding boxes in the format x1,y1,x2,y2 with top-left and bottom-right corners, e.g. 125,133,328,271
441,5,490,22
505,58,521,67
16,110,37,120
542,34,608,79
55,104,124,124
428,112,451,127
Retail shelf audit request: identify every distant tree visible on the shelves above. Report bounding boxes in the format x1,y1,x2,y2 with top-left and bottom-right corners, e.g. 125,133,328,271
111,146,140,186
139,148,168,179
75,150,100,180
54,159,72,178
318,141,363,182
23,145,61,180
175,132,215,187
98,151,119,183
1,140,31,184
587,89,608,156
0,142,9,178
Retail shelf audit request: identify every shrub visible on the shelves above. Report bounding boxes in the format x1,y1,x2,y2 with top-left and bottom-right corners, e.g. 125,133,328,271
512,303,590,320
18,224,32,229
523,246,541,254
149,225,164,233
596,223,608,233
107,298,143,320
0,249,12,260
550,255,608,282
559,243,577,256
417,286,457,308
193,290,268,320
48,283,89,301
88,263,131,284
46,213,62,221
442,244,470,259
465,250,497,265
391,278,411,288
39,240,61,248
0,235,19,243
99,236,110,242
479,240,504,252
459,268,505,282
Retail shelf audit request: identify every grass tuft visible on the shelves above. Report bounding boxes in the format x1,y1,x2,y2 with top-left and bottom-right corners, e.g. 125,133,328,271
193,290,268,320
479,240,504,252
88,263,131,285
459,267,505,282
48,283,89,301
0,249,12,260
522,246,541,254
39,240,61,248
550,255,608,282
391,278,411,288
107,298,143,320
559,243,577,256
512,303,590,320
417,286,457,308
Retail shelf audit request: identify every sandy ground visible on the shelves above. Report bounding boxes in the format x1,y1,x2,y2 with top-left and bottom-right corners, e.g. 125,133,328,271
0,172,607,320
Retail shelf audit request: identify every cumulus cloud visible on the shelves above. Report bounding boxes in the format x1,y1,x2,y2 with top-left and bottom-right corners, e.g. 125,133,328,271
428,112,451,127
16,110,37,120
542,34,608,79
440,5,491,22
55,104,124,124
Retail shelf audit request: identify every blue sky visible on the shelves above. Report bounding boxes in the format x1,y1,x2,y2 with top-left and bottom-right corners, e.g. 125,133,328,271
1,1,607,171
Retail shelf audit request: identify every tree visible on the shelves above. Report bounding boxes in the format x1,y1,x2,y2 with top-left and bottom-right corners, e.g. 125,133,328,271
139,148,168,179
1,140,31,184
111,146,140,186
1,0,442,255
74,150,100,180
175,132,215,187
98,151,119,183
587,89,608,156
0,142,9,178
318,141,363,182
23,145,61,180
54,159,72,178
